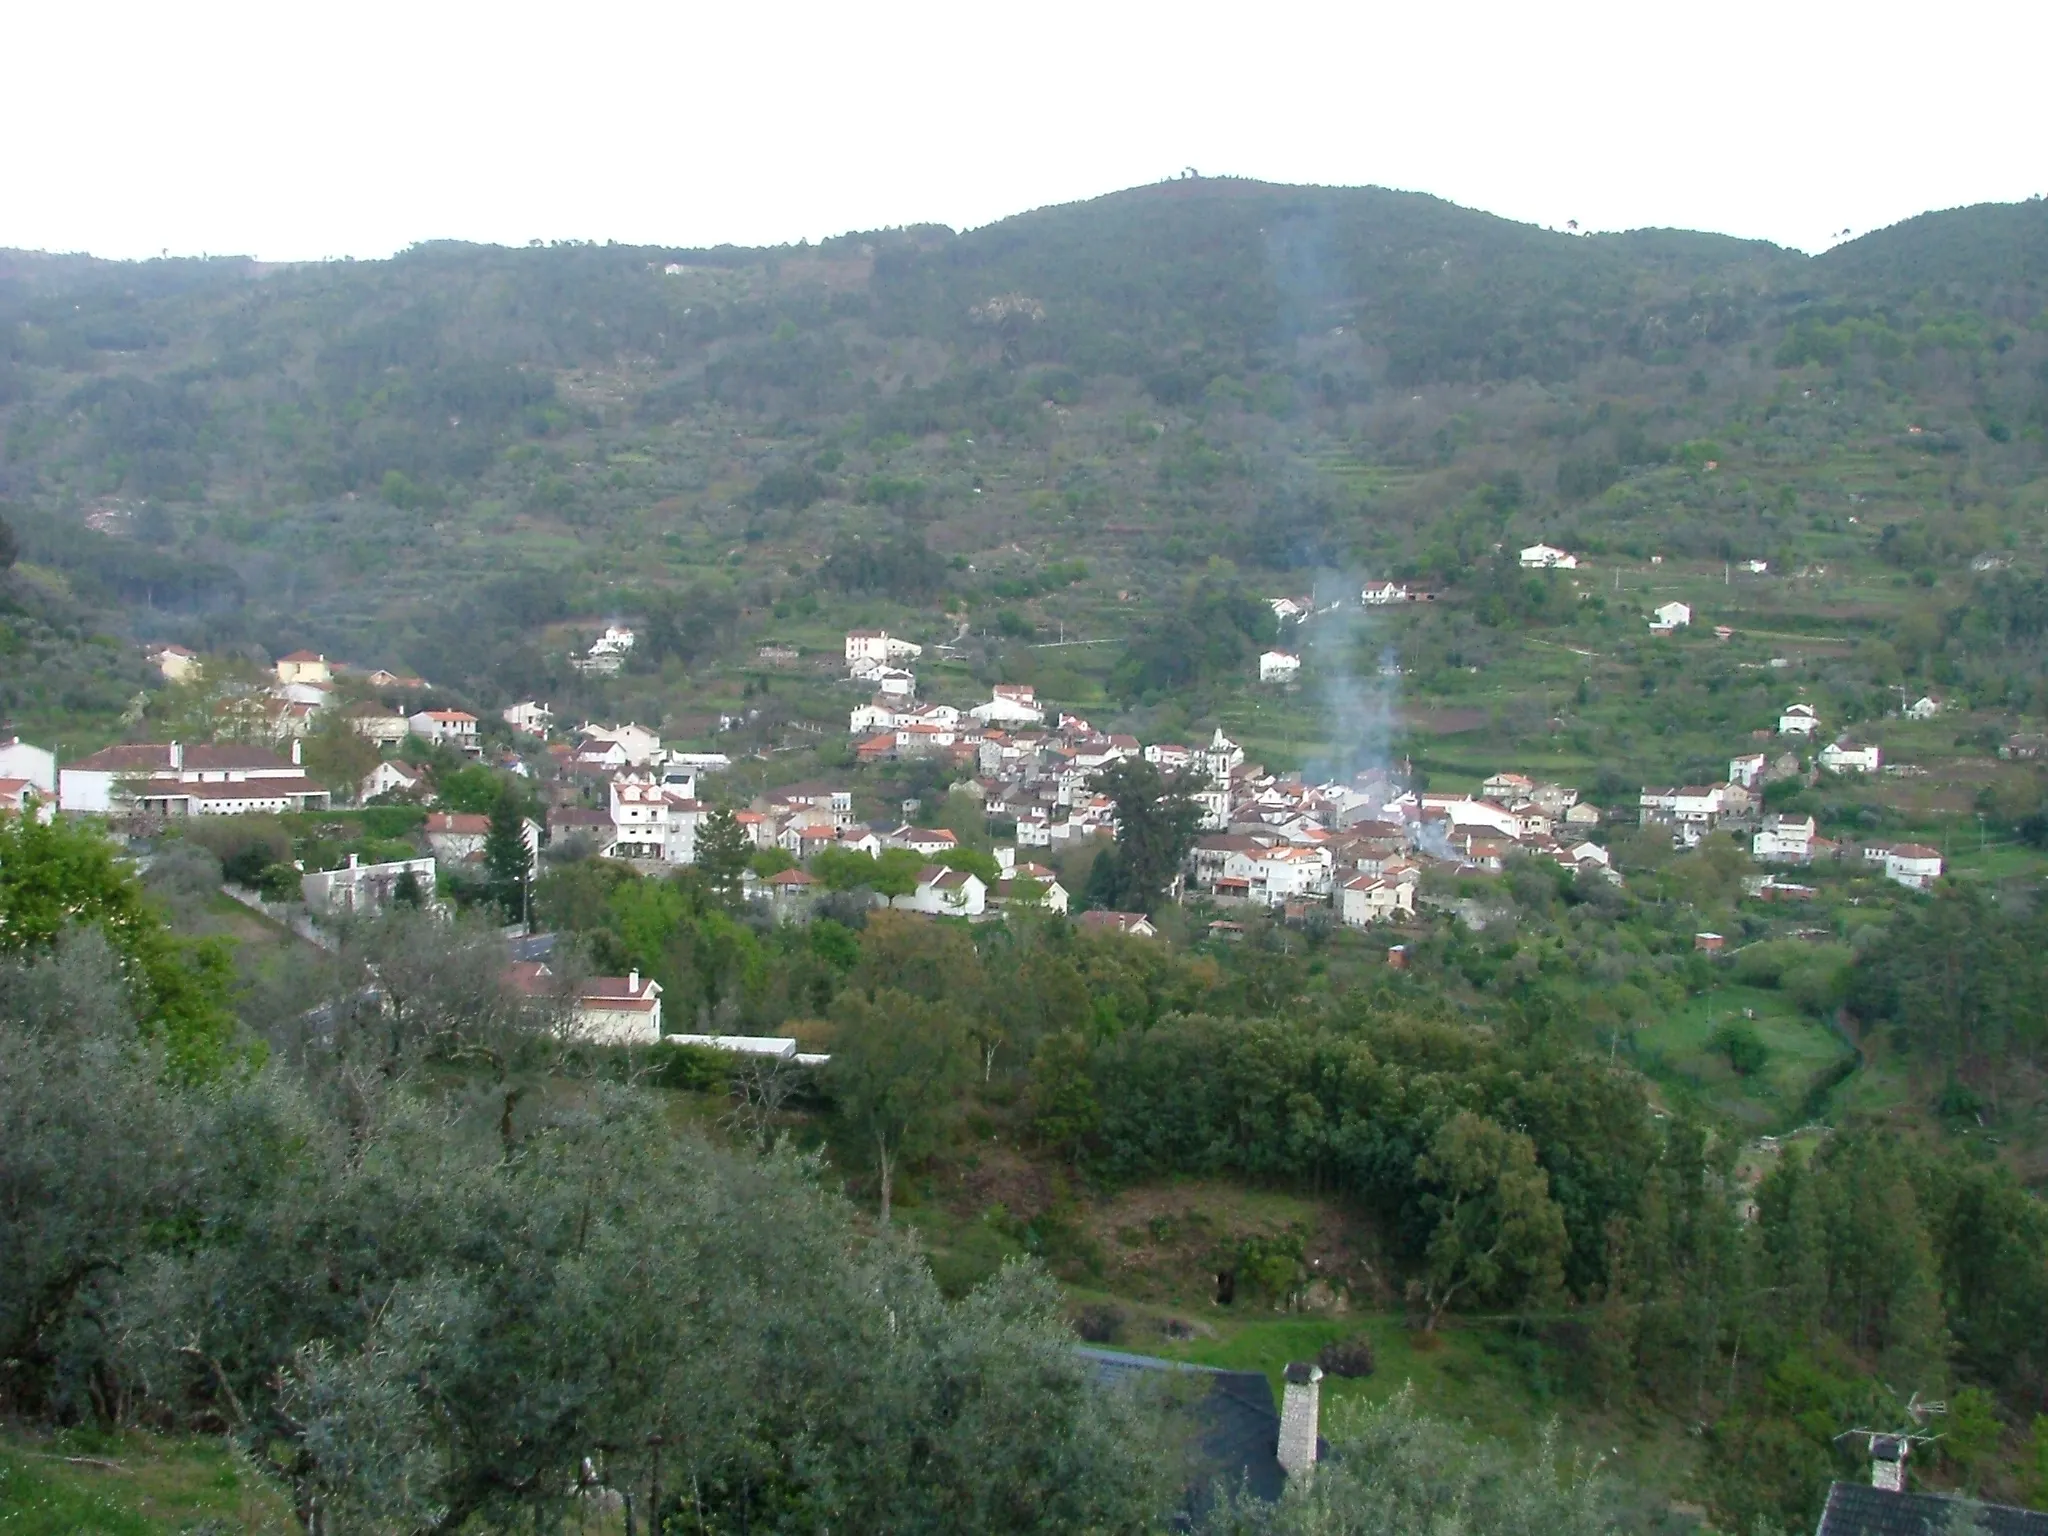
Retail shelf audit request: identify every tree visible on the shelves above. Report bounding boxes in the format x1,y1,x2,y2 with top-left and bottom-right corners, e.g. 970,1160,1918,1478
482,786,531,923
300,709,381,803
696,806,753,904
0,506,17,570
1088,758,1207,914
826,989,968,1222
0,811,239,1081
437,763,508,815
1410,1110,1569,1330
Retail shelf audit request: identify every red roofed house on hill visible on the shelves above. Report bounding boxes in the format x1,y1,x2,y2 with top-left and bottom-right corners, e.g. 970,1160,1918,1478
508,962,663,1044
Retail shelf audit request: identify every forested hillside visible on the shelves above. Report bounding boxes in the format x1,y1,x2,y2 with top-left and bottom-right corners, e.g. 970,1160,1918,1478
3,180,2045,714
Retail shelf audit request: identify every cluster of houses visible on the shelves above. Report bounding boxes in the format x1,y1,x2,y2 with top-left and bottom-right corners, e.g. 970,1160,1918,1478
145,645,436,744
1632,705,1944,889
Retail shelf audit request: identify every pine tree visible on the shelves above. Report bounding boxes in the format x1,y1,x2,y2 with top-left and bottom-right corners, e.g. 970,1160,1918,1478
696,806,752,904
483,786,530,924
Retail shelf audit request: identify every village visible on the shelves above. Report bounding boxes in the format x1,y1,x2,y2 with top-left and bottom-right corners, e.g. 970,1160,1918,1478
0,588,1967,1016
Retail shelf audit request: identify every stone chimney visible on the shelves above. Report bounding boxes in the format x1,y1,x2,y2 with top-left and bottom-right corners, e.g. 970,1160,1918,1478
1277,1362,1322,1480
1869,1434,1908,1492
291,737,302,766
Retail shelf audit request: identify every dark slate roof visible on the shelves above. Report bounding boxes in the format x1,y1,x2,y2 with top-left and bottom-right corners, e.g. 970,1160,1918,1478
506,932,558,963
1818,1482,2048,1536
1076,1347,1286,1520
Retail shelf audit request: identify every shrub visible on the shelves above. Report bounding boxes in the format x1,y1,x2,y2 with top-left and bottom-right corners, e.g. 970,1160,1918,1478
1074,1303,1126,1344
1318,1334,1377,1378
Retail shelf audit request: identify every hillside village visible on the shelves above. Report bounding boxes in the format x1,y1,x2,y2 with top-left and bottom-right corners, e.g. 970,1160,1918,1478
1,580,1964,981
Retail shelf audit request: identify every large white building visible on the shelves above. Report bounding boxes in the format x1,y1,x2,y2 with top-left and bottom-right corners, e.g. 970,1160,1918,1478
59,741,329,816
609,771,707,864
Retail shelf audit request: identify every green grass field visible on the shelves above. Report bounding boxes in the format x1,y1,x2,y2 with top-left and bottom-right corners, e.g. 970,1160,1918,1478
0,1432,294,1535
1631,984,1855,1128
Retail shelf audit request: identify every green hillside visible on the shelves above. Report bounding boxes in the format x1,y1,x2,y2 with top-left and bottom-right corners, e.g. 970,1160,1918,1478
2,180,2043,725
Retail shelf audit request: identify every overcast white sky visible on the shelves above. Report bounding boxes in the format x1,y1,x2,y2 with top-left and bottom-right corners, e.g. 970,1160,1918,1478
5,0,2042,263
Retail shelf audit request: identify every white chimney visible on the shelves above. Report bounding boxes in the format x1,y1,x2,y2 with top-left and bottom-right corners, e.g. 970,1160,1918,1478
291,737,302,766
168,740,183,771
1277,1362,1321,1480
629,968,640,994
1870,1434,1908,1491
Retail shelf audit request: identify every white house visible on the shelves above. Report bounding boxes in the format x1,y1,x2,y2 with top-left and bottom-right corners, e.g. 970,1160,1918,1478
894,865,987,917
1819,740,1881,775
884,825,958,857
1729,752,1768,789
1905,696,1942,721
0,738,57,798
345,703,411,750
1339,873,1415,926
0,777,51,821
589,625,636,657
1481,772,1534,801
576,722,662,766
1241,844,1333,907
992,862,1070,914
845,629,923,667
970,685,1046,726
573,971,662,1043
1882,843,1943,890
1778,703,1820,737
301,853,437,915
850,700,898,734
1258,650,1302,684
1361,582,1411,606
870,667,917,700
1753,814,1817,864
360,759,428,803
502,700,553,737
1741,559,1769,574
1650,601,1692,631
408,710,481,752
1520,544,1578,570
147,644,201,683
